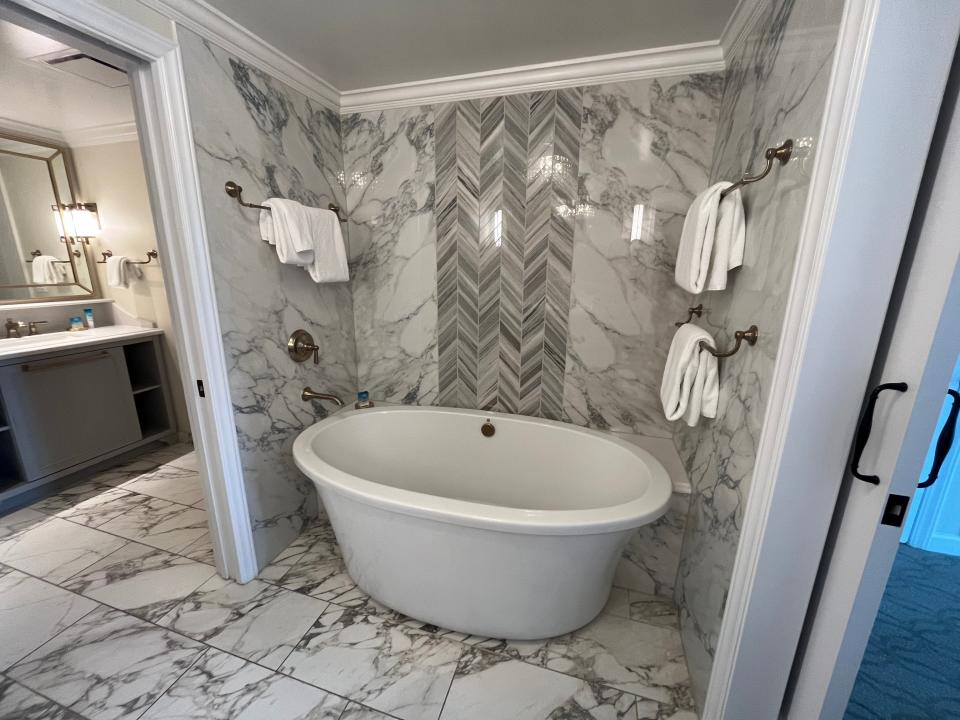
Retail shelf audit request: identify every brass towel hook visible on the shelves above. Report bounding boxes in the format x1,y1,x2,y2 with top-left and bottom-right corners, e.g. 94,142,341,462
225,180,347,222
675,304,704,327
699,325,759,358
719,140,793,198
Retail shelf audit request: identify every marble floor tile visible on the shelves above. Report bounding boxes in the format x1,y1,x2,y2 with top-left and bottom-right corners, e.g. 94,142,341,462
8,605,203,720
259,520,336,583
538,613,691,707
339,702,399,720
62,542,216,622
30,482,113,515
442,648,642,720
281,606,462,720
0,676,83,720
0,567,98,671
98,497,208,554
0,508,48,541
91,444,194,487
274,531,359,602
50,488,151,528
605,589,680,630
120,461,205,507
141,647,348,720
0,518,125,584
158,575,327,670
180,531,216,565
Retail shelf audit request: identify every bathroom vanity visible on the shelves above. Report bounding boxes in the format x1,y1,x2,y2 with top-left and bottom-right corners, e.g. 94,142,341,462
0,326,176,511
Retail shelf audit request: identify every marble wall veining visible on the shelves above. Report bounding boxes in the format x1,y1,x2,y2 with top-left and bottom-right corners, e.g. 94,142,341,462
344,77,722,434
178,29,358,569
562,76,723,437
671,0,844,708
343,107,439,405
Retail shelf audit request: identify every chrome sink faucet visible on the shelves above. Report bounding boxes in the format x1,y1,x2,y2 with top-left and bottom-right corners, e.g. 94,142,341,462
301,387,345,408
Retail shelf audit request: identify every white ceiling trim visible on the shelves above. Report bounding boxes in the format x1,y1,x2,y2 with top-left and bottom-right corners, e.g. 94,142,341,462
340,41,725,113
139,0,340,110
63,121,139,147
720,0,767,58
0,116,65,144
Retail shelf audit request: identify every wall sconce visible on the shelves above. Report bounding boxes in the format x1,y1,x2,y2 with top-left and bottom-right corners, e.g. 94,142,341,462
52,202,100,244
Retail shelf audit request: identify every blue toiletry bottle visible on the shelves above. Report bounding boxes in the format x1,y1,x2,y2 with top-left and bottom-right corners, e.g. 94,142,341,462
355,391,374,409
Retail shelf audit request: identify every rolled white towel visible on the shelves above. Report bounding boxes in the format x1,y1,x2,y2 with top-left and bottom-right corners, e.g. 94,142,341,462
660,323,719,427
675,182,745,293
106,255,143,288
31,255,67,284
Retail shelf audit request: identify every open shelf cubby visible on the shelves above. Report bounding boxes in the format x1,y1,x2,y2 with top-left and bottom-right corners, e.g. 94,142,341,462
134,385,170,439
124,340,163,393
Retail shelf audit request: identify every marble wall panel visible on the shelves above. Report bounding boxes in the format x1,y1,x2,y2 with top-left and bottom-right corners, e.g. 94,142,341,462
178,28,357,568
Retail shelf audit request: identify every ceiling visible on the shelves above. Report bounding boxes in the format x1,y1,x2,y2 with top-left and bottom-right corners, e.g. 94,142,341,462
202,0,737,91
0,20,134,136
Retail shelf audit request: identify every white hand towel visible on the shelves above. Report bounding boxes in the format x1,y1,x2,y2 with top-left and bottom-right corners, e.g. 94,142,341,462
675,182,746,293
31,255,67,284
660,323,719,427
260,198,316,267
304,207,349,283
106,255,143,288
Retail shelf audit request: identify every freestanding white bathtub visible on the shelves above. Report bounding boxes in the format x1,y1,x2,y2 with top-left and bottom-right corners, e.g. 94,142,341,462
292,405,672,639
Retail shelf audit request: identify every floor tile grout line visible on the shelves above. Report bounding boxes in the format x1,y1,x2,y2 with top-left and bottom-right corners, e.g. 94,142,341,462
2,602,103,676
132,645,211,720
0,671,82,718
434,644,465,720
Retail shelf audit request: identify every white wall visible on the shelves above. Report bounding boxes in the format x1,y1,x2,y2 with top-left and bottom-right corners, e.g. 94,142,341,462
73,139,190,436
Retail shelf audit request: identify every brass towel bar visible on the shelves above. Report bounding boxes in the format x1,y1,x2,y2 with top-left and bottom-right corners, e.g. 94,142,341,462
674,304,704,327
719,139,793,199
26,249,80,263
699,326,759,358
674,306,759,358
224,180,347,223
96,250,158,265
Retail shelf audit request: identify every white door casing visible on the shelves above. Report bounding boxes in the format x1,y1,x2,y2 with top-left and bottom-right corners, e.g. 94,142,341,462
1,0,259,582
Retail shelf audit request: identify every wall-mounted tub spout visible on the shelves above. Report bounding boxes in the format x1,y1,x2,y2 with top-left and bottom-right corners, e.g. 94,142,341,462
301,387,344,408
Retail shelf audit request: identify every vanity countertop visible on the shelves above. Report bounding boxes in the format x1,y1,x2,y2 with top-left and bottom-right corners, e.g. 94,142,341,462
0,325,163,362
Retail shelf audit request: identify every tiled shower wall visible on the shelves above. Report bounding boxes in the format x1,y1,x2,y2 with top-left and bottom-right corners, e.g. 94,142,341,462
671,0,844,709
345,74,723,438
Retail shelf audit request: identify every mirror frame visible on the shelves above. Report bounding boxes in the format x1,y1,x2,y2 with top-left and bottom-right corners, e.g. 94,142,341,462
0,128,100,305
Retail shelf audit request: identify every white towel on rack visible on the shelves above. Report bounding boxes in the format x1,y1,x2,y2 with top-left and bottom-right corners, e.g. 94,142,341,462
106,255,143,288
31,255,67,284
259,198,348,283
675,182,745,294
304,208,349,283
259,198,316,266
660,323,719,427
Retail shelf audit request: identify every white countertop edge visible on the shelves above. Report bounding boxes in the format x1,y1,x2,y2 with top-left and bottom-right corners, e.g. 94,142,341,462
0,325,163,362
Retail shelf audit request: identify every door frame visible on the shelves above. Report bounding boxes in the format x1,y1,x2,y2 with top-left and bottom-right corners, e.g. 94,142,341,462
3,0,259,581
703,1,960,718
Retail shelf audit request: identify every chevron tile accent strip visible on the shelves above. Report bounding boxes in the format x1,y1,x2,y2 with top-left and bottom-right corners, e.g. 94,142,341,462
437,90,581,416
436,100,481,407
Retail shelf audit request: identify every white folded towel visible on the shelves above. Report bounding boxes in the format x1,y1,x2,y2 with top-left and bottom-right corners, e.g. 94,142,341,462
675,182,745,294
259,199,349,282
31,255,67,284
106,255,143,288
660,323,719,427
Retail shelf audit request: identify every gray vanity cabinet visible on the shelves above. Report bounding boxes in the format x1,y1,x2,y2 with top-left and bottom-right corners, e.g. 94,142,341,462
0,332,175,511
0,346,141,480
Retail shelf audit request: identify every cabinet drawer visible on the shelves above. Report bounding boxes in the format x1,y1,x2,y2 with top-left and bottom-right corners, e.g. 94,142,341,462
0,346,142,480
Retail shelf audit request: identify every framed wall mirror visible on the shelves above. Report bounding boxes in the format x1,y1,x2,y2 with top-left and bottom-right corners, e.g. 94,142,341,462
0,131,98,304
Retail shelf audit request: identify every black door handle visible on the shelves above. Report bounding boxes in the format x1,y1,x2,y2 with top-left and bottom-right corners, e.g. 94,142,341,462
918,388,960,489
851,382,909,484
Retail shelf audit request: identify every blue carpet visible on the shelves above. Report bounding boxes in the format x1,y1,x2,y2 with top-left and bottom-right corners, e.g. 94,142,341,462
845,545,960,719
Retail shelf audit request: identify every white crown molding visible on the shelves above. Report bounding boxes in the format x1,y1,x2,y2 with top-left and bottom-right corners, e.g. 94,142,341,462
139,0,340,110
720,0,767,59
63,121,139,147
340,41,725,113
0,116,66,144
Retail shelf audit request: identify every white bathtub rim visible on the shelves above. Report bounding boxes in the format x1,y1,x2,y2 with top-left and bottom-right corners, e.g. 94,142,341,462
293,405,673,536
